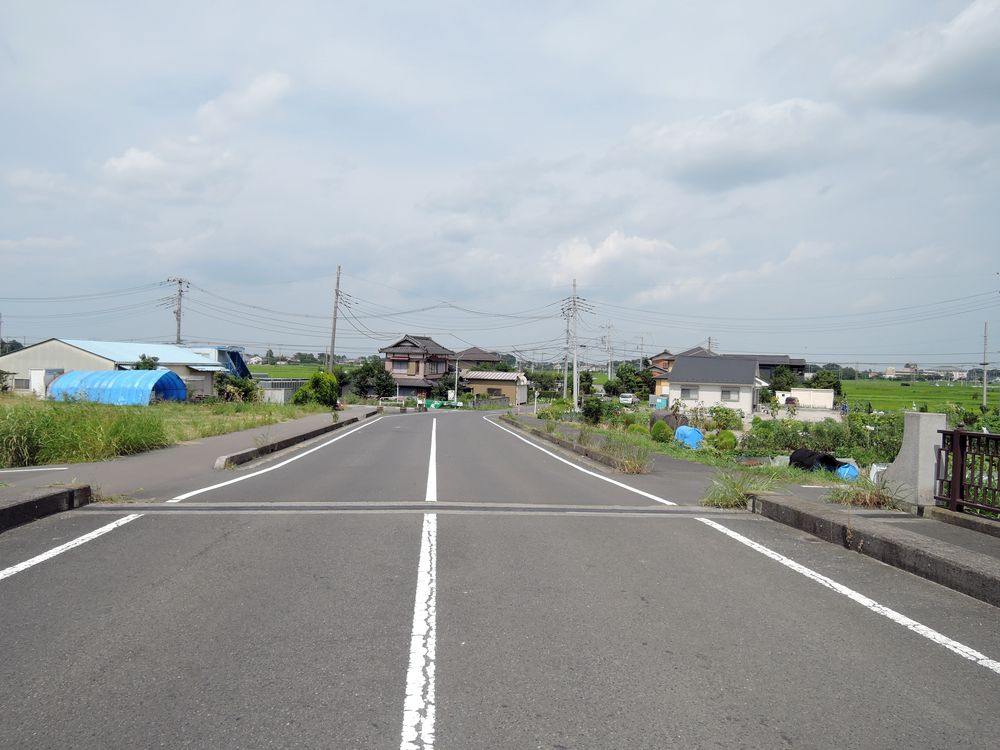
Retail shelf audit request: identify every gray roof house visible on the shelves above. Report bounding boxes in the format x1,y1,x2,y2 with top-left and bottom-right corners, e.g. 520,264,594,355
667,355,763,414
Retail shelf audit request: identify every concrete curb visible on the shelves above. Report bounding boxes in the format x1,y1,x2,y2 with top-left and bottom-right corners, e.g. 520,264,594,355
753,492,1000,608
0,485,93,534
499,416,620,470
925,505,1000,540
214,409,379,469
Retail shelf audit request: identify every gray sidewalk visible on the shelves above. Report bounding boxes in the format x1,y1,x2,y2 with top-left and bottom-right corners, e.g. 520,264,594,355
0,405,377,503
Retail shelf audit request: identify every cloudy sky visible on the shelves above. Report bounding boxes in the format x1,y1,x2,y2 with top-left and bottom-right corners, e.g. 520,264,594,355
2,0,999,369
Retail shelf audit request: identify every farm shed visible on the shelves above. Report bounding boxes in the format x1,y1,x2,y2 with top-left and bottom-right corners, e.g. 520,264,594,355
0,339,226,398
49,370,187,405
460,369,528,405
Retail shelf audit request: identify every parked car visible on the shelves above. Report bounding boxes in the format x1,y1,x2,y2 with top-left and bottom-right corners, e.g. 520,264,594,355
619,393,636,405
784,396,799,406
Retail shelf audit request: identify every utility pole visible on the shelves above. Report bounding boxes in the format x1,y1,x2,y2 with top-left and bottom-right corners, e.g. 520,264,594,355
562,312,570,399
167,277,189,344
982,321,990,409
571,279,579,410
601,322,614,380
327,265,341,373
707,336,713,354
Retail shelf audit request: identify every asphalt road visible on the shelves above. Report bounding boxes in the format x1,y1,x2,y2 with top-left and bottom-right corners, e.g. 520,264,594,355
2,411,999,749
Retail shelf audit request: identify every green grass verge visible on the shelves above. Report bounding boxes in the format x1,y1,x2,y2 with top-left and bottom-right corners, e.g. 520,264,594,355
0,396,328,467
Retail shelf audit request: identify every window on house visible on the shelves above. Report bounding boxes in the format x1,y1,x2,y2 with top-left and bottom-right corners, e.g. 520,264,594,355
14,378,29,390
721,388,739,402
392,360,407,372
487,387,502,396
680,386,698,400
407,361,418,376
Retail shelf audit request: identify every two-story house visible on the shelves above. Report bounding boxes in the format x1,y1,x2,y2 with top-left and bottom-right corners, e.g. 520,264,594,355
379,335,455,398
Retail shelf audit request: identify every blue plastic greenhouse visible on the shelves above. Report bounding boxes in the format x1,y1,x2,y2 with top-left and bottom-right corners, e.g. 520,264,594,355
48,370,187,406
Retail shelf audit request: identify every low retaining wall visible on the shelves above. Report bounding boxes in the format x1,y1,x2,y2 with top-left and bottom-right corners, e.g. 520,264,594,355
0,485,93,534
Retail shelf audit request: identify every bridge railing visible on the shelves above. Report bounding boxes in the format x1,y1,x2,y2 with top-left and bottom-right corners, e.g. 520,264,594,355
934,428,1000,517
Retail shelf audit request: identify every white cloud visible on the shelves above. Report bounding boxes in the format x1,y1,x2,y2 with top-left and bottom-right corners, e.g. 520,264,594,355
633,240,831,305
618,99,846,190
4,168,77,199
542,231,685,287
100,137,245,204
835,0,1000,120
196,71,292,133
0,235,76,250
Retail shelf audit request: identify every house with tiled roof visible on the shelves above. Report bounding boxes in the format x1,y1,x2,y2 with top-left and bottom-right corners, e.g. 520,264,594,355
379,335,456,398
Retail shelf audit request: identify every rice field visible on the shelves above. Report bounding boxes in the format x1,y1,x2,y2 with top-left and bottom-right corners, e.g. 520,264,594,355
840,378,998,412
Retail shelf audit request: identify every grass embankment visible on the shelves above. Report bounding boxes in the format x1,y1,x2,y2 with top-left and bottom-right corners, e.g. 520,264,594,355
841,379,998,412
0,396,328,467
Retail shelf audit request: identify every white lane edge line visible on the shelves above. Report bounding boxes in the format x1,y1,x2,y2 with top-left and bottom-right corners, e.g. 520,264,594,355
400,418,439,748
0,514,144,582
483,416,676,506
168,417,384,502
0,467,69,474
425,418,437,503
696,517,1000,677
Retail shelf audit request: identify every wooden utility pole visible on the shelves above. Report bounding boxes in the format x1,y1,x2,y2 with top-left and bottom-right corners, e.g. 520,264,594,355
327,265,341,373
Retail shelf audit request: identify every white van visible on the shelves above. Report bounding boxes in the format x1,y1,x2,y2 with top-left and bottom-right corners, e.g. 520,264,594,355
619,393,636,405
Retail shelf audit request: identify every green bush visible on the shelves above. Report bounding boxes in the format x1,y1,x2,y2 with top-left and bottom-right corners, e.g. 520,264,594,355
291,371,339,407
215,374,263,403
581,397,603,425
628,423,648,435
711,429,737,451
650,420,673,443
709,405,743,431
738,413,902,465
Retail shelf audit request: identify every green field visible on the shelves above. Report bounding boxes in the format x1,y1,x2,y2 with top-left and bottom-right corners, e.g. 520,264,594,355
841,379,998,413
249,364,326,378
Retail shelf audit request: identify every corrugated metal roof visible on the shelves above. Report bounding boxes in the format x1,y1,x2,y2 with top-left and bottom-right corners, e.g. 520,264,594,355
460,369,527,383
60,339,222,366
668,356,757,385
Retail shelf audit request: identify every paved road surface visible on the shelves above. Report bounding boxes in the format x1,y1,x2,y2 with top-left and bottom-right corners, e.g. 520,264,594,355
2,411,999,748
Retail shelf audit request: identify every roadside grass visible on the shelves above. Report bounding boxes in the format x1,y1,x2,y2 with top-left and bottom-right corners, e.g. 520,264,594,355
827,478,903,510
702,469,779,508
0,396,328,467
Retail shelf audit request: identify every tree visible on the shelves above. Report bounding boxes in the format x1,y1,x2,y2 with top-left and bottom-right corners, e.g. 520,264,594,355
351,356,395,397
822,362,842,372
292,371,339,406
580,371,594,395
1,338,24,356
295,352,319,364
265,348,275,365
770,365,797,392
615,362,640,393
526,370,557,392
134,354,159,370
636,368,656,397
603,378,623,397
215,373,262,402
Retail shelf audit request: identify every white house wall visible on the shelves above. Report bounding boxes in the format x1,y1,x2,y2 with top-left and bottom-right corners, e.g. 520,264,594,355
668,383,754,414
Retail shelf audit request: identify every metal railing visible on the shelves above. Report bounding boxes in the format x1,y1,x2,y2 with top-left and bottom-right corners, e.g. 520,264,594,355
934,428,1000,516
